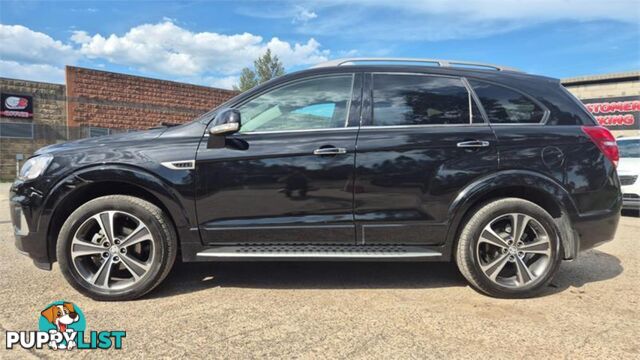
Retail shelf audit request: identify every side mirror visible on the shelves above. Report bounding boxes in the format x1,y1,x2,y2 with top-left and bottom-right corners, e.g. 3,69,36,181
209,109,241,136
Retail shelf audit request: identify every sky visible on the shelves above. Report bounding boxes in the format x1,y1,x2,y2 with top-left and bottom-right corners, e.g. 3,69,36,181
0,0,639,89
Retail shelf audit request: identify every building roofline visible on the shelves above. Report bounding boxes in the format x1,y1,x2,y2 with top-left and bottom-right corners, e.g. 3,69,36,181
0,76,65,87
562,71,640,86
65,65,238,94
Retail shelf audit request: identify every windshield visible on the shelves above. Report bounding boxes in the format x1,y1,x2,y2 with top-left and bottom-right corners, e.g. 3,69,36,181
618,139,640,158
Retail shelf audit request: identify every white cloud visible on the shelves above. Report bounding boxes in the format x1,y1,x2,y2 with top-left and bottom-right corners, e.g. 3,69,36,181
71,20,329,76
0,21,331,89
236,4,318,24
291,0,640,41
292,7,318,24
0,60,65,83
206,75,239,90
0,24,78,65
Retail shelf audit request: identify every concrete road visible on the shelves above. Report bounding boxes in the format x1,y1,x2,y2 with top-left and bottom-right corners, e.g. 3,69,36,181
0,182,638,359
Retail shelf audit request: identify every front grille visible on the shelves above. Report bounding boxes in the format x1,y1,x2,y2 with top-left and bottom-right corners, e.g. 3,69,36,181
623,193,640,199
620,175,638,186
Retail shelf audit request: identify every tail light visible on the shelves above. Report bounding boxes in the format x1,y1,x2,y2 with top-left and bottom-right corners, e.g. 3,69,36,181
581,126,619,167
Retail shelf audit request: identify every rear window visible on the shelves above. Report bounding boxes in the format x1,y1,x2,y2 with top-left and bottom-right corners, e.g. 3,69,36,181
372,74,482,126
469,80,545,124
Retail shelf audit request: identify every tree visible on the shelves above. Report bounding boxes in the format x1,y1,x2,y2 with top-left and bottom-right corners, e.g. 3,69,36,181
236,68,258,93
234,49,285,92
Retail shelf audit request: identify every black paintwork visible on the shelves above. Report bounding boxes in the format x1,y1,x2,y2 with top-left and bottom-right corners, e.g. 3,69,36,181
9,64,622,269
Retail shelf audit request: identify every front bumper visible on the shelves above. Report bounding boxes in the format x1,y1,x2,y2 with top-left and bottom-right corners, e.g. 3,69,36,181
9,183,52,270
620,175,640,210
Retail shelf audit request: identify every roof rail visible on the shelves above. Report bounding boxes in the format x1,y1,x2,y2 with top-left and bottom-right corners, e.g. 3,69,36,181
313,58,522,72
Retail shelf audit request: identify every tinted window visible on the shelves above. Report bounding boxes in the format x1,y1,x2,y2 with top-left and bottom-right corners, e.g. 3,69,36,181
470,80,545,124
618,139,640,158
238,75,353,133
372,74,474,126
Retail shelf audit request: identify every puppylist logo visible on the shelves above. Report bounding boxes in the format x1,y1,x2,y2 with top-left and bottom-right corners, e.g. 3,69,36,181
5,301,126,350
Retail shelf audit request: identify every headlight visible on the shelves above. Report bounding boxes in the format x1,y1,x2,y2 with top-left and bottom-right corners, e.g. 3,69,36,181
18,154,53,180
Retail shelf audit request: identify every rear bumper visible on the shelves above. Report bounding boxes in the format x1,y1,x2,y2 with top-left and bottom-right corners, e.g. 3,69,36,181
572,208,621,253
9,183,52,270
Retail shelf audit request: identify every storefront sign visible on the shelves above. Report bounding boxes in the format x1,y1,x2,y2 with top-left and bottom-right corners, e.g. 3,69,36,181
581,96,640,130
1,93,33,119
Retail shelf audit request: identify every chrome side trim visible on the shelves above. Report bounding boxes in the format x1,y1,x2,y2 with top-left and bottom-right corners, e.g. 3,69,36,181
235,127,358,135
196,251,442,259
359,123,488,130
203,224,353,231
160,160,195,170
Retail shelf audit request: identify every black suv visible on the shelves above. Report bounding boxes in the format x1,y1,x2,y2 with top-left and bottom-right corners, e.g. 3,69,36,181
10,58,622,300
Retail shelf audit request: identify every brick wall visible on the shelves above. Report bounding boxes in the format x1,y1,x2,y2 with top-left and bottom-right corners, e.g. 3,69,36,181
66,66,238,129
0,78,67,180
0,68,238,181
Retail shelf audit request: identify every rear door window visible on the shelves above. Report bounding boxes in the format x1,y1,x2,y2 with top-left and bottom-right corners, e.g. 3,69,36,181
372,74,480,126
469,80,545,124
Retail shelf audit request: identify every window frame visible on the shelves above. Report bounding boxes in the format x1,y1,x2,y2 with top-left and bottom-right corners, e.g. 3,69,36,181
362,72,489,128
231,73,358,135
465,77,550,126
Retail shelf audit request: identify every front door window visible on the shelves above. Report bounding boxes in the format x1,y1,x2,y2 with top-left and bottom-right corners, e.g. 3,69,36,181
238,75,354,133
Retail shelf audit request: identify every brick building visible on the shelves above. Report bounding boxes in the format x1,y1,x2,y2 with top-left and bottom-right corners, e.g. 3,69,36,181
0,66,237,180
65,66,236,130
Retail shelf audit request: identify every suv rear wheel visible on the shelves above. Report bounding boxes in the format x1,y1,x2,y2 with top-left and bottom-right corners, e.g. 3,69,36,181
455,198,562,298
57,195,177,301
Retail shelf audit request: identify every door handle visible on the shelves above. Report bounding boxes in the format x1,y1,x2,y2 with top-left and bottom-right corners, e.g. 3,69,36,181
313,147,347,156
456,140,490,148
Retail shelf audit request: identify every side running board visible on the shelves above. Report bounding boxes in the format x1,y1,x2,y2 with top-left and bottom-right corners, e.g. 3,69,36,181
196,245,443,261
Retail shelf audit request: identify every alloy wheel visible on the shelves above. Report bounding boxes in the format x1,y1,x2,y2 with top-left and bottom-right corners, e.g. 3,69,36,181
476,213,552,288
70,211,155,290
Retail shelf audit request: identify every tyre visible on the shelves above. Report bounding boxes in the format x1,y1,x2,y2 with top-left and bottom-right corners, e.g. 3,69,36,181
57,195,177,301
455,198,562,298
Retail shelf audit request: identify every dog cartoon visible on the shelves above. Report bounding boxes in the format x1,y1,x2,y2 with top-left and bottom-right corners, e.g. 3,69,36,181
40,302,79,350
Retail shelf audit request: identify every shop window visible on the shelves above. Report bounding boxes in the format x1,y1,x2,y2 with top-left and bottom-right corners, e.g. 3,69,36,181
0,122,34,139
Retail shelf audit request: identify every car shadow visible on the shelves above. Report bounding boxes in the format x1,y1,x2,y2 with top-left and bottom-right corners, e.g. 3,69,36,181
148,250,623,299
540,250,624,297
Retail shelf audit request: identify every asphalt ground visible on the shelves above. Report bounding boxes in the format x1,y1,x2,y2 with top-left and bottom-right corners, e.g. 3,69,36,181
0,182,638,359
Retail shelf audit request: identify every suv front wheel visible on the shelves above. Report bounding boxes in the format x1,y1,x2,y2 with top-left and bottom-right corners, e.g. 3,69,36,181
57,195,177,301
456,198,562,298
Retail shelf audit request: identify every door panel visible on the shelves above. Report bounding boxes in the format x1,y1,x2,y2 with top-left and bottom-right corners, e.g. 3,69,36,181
354,126,498,245
195,73,361,245
196,130,357,245
353,73,499,245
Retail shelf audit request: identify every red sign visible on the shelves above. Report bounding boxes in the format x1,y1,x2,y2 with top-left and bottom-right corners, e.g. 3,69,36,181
0,93,33,119
581,96,640,130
